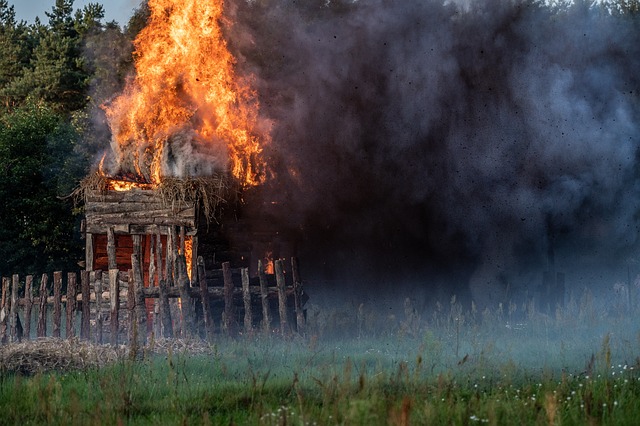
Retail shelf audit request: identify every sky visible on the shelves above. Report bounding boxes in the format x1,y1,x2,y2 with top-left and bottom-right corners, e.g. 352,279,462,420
10,0,141,26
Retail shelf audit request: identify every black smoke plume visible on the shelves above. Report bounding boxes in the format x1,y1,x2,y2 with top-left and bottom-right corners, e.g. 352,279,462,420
224,0,640,307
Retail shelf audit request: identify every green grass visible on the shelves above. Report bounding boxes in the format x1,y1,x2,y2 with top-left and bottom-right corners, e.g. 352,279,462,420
1,296,639,425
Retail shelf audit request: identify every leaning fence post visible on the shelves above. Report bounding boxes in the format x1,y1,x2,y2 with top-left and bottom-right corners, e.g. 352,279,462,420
37,273,48,338
66,272,77,339
53,271,62,338
275,260,289,336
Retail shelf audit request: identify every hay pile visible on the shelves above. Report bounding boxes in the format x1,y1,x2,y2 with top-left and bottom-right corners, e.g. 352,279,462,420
0,337,215,375
0,338,125,375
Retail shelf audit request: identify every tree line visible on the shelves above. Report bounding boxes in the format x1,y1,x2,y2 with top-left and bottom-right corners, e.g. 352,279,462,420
0,0,148,276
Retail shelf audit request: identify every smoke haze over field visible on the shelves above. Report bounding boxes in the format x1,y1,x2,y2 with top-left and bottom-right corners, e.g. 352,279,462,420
219,0,640,306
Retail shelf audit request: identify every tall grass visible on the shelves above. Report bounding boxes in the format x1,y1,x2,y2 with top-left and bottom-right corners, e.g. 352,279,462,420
0,292,639,425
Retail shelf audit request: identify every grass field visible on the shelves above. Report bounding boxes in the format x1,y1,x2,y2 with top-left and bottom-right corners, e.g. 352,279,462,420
0,293,639,425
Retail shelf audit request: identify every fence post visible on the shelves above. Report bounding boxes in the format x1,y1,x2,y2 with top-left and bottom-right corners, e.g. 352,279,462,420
52,271,62,338
81,270,90,339
291,257,305,334
177,254,194,337
37,273,48,338
109,269,119,345
93,270,103,344
275,260,289,336
222,262,235,336
197,256,214,340
24,275,33,340
10,274,19,342
66,272,77,339
258,260,270,334
132,253,147,346
0,277,8,343
242,268,252,334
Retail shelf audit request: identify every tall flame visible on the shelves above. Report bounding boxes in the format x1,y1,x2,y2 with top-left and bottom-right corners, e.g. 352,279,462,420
103,0,266,186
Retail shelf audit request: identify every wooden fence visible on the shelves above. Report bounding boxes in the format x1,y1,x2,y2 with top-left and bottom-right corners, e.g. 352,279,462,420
0,257,306,346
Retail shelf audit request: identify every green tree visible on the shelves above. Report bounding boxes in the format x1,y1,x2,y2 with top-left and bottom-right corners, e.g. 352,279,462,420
0,101,83,275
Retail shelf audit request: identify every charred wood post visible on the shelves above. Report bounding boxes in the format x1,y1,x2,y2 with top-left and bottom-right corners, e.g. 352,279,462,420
109,269,119,345
258,260,271,334
37,273,48,338
222,261,235,336
86,233,94,271
93,270,103,344
197,256,214,340
81,270,90,339
66,272,77,339
242,267,252,333
24,275,33,339
275,260,289,336
53,271,62,338
291,257,305,334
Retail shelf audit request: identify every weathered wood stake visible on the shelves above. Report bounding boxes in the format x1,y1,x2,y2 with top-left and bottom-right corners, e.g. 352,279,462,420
81,270,90,339
258,260,271,334
132,253,147,346
291,257,305,334
93,270,103,344
10,274,19,342
222,261,235,336
0,277,8,342
66,272,77,338
275,260,289,336
197,256,214,340
242,267,252,333
24,275,33,339
37,273,48,338
53,271,62,338
177,254,194,336
109,269,119,345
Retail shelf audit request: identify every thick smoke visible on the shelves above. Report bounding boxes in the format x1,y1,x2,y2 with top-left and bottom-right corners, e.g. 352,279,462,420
224,0,640,307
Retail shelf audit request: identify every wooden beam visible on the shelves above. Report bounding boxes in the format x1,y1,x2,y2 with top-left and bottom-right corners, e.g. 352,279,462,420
291,257,305,334
81,270,90,339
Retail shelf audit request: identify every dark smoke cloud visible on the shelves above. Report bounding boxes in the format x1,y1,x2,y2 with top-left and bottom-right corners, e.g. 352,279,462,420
226,0,640,306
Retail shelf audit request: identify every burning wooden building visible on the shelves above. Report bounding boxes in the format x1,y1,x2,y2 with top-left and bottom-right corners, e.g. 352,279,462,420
80,174,307,337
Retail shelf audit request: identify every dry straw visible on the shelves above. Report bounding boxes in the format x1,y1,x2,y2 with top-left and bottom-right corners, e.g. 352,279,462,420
72,172,236,223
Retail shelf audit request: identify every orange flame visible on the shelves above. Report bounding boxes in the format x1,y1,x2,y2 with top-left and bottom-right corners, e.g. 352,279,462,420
102,0,266,186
